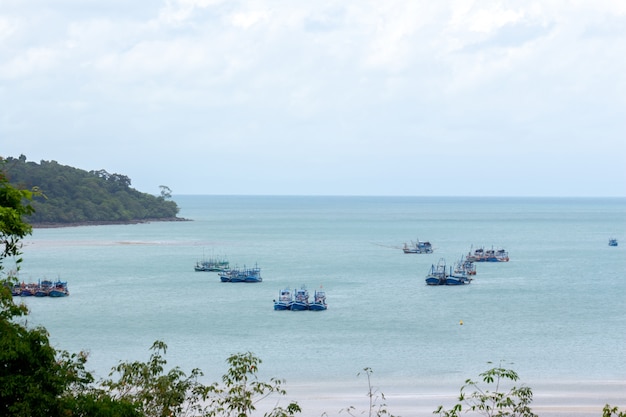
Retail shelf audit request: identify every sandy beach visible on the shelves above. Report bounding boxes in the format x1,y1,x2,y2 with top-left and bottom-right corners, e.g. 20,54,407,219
255,379,626,417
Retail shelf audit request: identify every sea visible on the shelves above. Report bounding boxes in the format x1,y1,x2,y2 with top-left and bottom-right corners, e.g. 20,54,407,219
13,196,626,416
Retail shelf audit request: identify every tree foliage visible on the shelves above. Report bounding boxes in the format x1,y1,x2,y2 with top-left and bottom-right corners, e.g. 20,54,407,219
204,351,301,417
101,344,301,417
0,170,141,416
603,405,626,417
434,363,537,417
0,159,37,273
2,155,180,224
101,340,210,417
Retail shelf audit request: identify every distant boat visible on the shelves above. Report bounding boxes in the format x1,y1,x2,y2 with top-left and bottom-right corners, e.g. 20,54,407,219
454,256,476,276
466,247,509,262
243,265,262,283
19,282,35,296
403,238,433,254
194,256,229,272
609,238,618,247
48,280,69,297
425,259,471,286
274,288,293,310
291,285,310,311
425,259,447,286
34,279,53,297
218,264,262,283
446,266,472,285
309,287,328,311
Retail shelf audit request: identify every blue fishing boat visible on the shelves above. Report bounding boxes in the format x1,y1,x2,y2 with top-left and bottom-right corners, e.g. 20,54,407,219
19,282,36,296
446,266,472,285
48,280,69,297
466,247,509,262
218,264,262,283
218,269,233,282
425,259,447,286
273,288,293,310
291,285,310,311
403,238,433,254
609,238,618,247
243,265,262,283
34,279,54,297
309,288,327,311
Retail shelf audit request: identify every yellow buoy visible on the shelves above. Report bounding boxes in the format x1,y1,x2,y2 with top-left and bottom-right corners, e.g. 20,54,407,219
459,320,464,325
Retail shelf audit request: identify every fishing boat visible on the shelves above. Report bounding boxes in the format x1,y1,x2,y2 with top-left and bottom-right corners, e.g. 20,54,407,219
425,259,447,286
454,256,476,276
273,288,293,310
291,285,310,311
34,280,53,297
446,266,472,285
243,265,262,283
19,282,36,296
493,249,509,262
466,247,509,262
609,238,618,247
218,264,262,283
309,288,328,311
194,256,230,272
218,268,241,282
48,280,69,297
403,238,433,254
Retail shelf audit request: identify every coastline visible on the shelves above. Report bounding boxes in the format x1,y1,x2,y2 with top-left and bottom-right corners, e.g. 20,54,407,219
30,217,191,229
265,379,626,417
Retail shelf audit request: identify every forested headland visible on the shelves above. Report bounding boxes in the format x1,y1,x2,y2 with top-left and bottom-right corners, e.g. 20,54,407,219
2,155,184,226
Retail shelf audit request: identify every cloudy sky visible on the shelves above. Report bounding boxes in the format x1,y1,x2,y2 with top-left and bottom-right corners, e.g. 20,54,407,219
1,0,625,197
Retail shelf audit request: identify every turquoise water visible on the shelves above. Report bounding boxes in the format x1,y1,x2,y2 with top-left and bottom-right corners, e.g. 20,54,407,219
15,196,626,413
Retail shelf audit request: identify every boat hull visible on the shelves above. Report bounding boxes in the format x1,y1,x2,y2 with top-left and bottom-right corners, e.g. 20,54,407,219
309,303,327,311
446,276,471,285
425,276,444,285
274,302,291,311
291,302,309,311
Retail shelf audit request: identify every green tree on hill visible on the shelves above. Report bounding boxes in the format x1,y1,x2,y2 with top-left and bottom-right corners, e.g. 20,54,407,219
2,155,180,224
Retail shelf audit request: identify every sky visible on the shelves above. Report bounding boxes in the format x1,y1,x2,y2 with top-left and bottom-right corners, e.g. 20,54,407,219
1,0,625,197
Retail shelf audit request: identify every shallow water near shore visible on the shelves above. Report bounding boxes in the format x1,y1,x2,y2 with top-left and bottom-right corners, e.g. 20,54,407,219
15,196,626,416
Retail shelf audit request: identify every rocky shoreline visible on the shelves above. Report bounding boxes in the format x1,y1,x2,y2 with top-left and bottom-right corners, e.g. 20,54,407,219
31,217,191,228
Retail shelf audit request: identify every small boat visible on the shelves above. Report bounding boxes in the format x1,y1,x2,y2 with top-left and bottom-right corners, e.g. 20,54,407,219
291,285,310,311
425,259,447,286
403,238,433,254
609,238,618,247
273,288,293,310
48,280,69,297
309,288,328,311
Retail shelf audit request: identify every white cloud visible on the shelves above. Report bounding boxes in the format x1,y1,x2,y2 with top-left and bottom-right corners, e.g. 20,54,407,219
1,0,624,196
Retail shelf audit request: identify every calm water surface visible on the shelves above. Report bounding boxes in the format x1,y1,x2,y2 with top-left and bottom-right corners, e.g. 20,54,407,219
15,196,626,414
